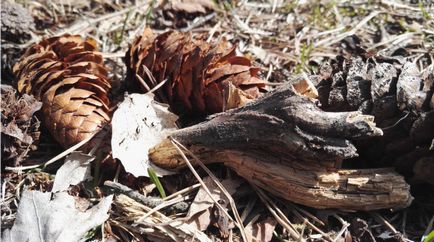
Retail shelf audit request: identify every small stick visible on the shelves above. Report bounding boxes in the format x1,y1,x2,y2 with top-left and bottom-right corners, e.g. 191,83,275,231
105,180,162,207
104,180,188,212
136,196,188,222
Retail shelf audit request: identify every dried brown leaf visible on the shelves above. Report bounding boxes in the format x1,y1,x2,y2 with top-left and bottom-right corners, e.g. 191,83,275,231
245,217,277,242
187,177,241,232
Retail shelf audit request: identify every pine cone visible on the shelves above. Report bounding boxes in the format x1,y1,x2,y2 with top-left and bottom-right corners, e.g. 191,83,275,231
13,34,111,148
315,46,434,185
1,0,34,43
125,28,267,116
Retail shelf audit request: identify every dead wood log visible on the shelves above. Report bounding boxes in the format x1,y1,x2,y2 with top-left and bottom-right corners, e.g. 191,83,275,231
149,84,412,211
172,84,382,164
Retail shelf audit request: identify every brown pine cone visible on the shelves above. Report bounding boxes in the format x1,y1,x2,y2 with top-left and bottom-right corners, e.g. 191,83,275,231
13,35,111,148
125,28,267,116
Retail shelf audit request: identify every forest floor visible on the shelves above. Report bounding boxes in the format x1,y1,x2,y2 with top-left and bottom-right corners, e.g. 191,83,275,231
1,0,434,241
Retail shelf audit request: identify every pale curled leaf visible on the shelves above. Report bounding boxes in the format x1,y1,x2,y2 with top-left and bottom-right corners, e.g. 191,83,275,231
51,151,94,193
111,93,178,177
1,191,113,242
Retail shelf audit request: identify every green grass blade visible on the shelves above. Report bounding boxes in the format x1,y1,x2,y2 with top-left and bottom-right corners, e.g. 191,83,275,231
423,230,434,242
148,167,166,198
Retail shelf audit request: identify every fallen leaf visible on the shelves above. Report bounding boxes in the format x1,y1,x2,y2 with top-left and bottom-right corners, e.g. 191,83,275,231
1,191,113,242
245,217,277,242
111,93,178,177
188,210,212,231
51,152,94,193
187,177,241,232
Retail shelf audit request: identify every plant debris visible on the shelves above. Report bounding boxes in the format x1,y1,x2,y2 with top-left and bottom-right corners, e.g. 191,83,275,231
245,217,276,242
162,0,216,28
1,85,41,167
0,1,34,43
2,191,112,242
186,177,241,233
51,151,94,193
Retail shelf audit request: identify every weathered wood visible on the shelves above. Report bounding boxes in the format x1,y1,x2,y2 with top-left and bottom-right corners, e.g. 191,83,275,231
170,84,382,165
150,141,412,211
149,83,412,211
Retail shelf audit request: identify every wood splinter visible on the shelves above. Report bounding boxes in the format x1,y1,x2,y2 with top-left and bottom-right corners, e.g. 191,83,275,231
149,83,413,211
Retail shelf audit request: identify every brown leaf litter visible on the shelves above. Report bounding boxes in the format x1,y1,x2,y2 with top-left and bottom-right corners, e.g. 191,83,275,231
1,85,41,167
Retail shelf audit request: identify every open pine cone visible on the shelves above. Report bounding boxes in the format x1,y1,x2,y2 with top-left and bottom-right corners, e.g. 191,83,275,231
13,35,111,148
125,28,267,115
